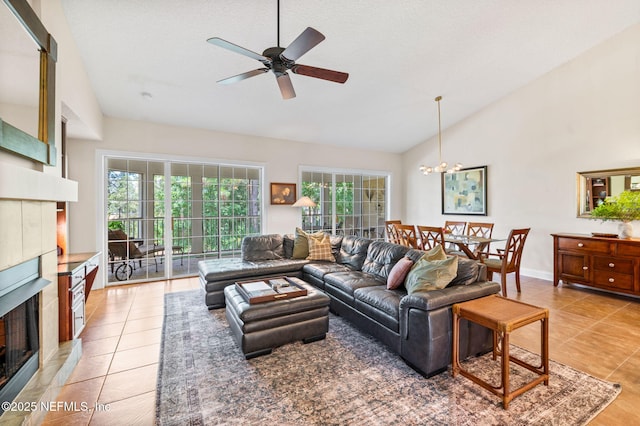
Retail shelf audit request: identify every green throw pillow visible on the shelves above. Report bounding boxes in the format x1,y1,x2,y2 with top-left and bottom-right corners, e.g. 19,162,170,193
292,227,324,259
405,255,458,294
421,244,447,261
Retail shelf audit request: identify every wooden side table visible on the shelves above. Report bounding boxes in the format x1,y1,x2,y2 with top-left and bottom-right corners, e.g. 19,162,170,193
452,295,549,409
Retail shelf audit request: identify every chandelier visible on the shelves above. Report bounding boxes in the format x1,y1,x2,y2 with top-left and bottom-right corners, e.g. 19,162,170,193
419,96,462,175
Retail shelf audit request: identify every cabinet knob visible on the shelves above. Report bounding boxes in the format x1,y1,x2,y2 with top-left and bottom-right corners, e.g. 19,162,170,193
609,263,615,268
582,266,589,270
577,243,584,247
609,278,615,283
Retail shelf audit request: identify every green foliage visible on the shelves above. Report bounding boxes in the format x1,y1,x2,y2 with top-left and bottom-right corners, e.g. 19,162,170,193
109,167,260,256
107,170,141,219
108,221,124,231
591,190,640,222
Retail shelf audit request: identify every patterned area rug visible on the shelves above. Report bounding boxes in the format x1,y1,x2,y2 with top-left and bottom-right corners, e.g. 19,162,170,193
156,290,620,425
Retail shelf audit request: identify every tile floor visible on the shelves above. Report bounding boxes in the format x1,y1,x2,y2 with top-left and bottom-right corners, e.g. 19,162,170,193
41,275,640,425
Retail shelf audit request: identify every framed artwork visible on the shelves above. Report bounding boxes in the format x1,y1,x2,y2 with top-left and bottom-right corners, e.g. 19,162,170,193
270,182,296,205
441,166,487,215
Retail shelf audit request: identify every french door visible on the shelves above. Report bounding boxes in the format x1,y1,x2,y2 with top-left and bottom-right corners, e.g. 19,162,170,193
300,169,388,239
105,157,262,284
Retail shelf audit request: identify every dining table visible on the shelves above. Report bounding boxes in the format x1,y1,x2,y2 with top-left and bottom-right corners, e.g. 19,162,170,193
443,234,504,260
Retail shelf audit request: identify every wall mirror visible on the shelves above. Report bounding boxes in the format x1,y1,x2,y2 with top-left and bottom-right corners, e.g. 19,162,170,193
576,167,640,218
0,2,39,138
0,0,57,165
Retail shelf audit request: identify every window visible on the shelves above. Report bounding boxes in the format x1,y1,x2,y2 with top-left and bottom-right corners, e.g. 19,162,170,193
107,169,142,238
300,169,388,239
105,157,262,284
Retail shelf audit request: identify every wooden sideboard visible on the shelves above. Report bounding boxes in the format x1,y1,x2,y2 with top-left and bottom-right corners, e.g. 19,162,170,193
57,252,100,341
552,233,640,296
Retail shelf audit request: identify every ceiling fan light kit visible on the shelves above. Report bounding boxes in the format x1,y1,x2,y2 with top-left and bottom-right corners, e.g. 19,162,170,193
419,96,462,175
207,0,349,100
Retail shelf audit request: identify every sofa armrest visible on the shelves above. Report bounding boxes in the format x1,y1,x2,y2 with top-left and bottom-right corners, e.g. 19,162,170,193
399,281,501,313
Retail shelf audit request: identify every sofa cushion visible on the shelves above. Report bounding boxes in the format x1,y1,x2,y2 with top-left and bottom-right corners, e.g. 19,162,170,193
405,255,458,294
361,241,410,281
292,228,324,259
307,234,335,261
324,271,384,306
199,258,308,282
449,258,481,286
404,248,427,263
336,235,371,270
386,257,413,290
302,262,352,280
241,234,284,261
354,286,403,332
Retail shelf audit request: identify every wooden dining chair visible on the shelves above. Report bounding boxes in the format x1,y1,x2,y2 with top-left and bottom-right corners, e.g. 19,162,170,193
481,228,530,297
466,222,494,257
385,220,402,244
394,224,419,248
415,226,445,250
444,221,466,235
443,221,467,251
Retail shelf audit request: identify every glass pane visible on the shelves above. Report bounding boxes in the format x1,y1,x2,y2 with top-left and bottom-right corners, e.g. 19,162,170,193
300,170,388,239
106,158,164,284
107,158,263,283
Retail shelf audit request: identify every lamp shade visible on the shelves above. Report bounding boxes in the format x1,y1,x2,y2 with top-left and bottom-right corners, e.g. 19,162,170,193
292,196,317,207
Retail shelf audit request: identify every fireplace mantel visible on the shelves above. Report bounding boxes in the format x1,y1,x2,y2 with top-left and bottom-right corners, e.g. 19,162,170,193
0,162,77,202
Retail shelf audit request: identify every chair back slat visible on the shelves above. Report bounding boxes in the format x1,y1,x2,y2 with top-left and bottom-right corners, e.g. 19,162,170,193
444,221,466,250
503,228,530,270
444,221,466,235
394,224,419,248
416,226,445,250
467,222,494,256
385,220,402,244
481,227,530,297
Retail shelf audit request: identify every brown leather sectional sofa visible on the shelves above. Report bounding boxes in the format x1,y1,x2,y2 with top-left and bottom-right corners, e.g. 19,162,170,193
198,234,500,377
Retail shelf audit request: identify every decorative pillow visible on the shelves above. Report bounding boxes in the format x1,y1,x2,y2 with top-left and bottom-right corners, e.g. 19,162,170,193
292,228,323,259
420,244,447,262
329,235,344,260
405,255,459,294
448,257,480,286
283,234,295,259
386,257,414,290
307,234,336,261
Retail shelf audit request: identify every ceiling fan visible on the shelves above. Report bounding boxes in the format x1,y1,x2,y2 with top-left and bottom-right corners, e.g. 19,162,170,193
206,1,349,100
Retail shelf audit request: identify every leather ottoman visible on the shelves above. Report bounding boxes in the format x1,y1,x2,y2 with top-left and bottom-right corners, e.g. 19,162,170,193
224,278,330,359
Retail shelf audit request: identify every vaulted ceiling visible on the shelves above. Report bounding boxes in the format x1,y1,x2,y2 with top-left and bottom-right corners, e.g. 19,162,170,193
53,1,640,152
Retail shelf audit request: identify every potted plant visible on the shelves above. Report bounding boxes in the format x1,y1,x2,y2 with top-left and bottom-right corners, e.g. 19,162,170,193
590,190,640,238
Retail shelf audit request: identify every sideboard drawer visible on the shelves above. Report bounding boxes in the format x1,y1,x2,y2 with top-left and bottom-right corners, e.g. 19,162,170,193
557,238,610,254
593,271,634,291
593,256,634,275
617,243,640,257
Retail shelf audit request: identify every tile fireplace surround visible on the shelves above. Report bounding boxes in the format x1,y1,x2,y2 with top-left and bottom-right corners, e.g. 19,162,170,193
0,162,78,425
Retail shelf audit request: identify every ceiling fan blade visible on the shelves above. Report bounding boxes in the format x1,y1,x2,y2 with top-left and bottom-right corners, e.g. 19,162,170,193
292,64,349,84
207,37,270,63
281,27,325,62
217,68,269,85
276,73,296,100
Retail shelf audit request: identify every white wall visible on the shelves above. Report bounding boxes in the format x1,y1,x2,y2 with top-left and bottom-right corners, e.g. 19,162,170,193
40,0,103,141
67,117,404,287
403,23,640,280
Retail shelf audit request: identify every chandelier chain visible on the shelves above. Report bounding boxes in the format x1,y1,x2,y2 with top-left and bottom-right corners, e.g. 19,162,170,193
418,95,462,175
